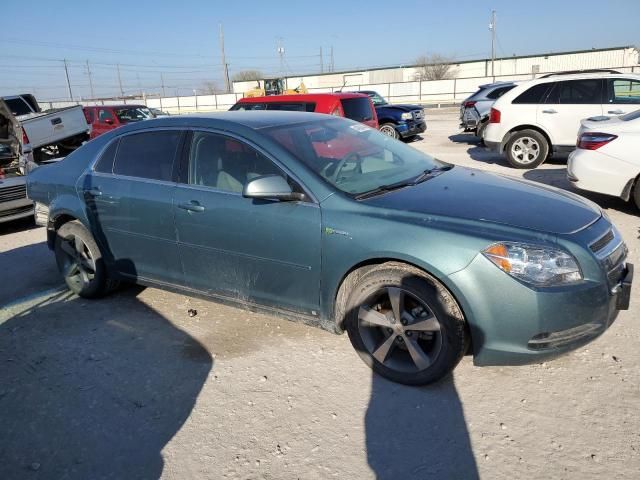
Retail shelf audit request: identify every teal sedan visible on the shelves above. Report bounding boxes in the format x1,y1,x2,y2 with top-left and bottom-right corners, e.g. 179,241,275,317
26,112,633,385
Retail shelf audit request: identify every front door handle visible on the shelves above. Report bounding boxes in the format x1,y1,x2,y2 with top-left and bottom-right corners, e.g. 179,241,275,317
178,201,205,213
85,188,102,197
541,109,557,114
608,109,624,115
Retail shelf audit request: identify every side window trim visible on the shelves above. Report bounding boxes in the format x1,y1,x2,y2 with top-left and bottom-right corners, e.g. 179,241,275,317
607,78,640,104
181,128,317,204
92,138,120,174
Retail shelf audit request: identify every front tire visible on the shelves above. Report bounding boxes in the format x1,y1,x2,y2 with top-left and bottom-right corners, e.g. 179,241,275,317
344,264,467,386
54,220,112,298
633,181,640,210
379,123,399,140
505,129,549,169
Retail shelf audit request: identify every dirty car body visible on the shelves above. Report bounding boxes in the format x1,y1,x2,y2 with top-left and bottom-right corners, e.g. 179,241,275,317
27,112,633,385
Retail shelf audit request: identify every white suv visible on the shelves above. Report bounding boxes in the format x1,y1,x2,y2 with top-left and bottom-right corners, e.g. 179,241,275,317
483,71,640,169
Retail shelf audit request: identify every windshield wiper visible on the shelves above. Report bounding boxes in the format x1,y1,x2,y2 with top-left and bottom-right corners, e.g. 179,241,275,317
354,165,453,200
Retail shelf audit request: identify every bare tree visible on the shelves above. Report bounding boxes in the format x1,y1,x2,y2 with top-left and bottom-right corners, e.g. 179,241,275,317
201,81,221,95
231,70,264,82
414,54,458,81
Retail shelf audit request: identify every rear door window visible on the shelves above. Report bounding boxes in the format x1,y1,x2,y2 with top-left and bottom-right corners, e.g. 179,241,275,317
512,83,553,104
551,79,603,104
94,139,118,173
84,109,95,123
340,97,374,122
230,103,266,111
266,103,316,112
607,79,640,104
113,130,181,181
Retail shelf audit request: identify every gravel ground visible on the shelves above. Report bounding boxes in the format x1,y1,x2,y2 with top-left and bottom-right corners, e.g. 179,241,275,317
0,109,638,480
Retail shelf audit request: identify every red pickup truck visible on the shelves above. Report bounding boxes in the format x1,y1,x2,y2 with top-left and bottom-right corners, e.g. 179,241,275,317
83,104,153,139
230,93,379,129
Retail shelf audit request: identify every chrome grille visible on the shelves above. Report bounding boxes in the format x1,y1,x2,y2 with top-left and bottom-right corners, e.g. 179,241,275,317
0,184,27,203
412,110,425,120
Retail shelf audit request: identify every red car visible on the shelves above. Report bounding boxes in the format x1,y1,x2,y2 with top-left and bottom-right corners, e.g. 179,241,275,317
83,105,153,139
230,93,379,130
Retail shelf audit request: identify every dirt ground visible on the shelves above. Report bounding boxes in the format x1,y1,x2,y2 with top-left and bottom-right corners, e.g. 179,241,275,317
1,109,638,480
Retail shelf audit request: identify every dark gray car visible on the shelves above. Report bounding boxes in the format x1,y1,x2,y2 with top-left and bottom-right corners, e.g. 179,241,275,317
460,82,516,138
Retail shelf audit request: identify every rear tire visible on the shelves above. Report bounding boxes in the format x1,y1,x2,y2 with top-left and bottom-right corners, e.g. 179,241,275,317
379,123,399,140
343,263,467,386
505,129,548,169
54,220,114,298
633,182,640,210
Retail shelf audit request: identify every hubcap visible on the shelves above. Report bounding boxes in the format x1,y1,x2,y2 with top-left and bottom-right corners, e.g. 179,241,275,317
59,235,96,290
358,287,442,373
511,137,540,164
380,126,396,138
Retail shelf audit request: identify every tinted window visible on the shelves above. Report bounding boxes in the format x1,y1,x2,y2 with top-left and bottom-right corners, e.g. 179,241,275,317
265,102,316,112
551,79,602,104
486,85,515,100
113,130,181,181
115,107,148,123
188,132,281,193
341,98,374,122
4,97,33,116
83,109,94,123
230,102,266,111
512,83,552,104
94,139,118,173
98,109,115,122
608,79,640,104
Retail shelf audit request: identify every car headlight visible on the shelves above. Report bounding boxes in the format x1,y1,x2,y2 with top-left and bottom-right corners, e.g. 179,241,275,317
482,242,582,286
400,112,413,120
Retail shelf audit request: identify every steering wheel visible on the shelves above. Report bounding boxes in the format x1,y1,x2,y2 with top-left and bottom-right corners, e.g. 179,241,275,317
331,152,362,183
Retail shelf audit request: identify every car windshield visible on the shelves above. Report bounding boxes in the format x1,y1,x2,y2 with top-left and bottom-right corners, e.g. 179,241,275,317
115,107,150,123
264,118,445,196
366,92,387,106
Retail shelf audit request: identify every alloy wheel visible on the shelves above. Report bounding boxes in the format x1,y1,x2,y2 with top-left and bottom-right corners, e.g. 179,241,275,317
58,234,97,291
357,287,442,373
379,125,398,138
511,136,540,164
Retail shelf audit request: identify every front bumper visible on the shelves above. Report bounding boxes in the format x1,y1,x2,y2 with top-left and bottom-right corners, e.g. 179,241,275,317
448,250,632,366
397,121,426,138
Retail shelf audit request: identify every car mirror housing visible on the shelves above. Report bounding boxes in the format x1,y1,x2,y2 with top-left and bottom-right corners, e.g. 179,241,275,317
242,175,304,201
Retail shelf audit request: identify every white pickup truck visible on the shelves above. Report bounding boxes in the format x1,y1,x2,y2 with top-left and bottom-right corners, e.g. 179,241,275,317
2,94,90,160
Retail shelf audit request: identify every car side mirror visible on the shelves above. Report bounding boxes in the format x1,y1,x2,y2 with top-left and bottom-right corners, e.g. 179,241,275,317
243,175,305,201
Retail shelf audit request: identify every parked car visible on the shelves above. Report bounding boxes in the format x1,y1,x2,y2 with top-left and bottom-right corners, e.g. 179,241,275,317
149,108,170,118
484,71,640,168
568,109,640,209
2,94,90,159
357,90,426,140
83,105,154,139
26,112,632,385
459,81,516,139
230,93,378,130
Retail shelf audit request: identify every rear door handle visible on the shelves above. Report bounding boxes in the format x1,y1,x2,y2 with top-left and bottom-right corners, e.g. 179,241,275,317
178,201,205,213
85,188,102,197
608,109,624,114
541,109,557,114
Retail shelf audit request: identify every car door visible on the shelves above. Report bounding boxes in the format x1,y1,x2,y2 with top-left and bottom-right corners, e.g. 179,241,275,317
173,130,322,315
604,78,640,116
80,129,185,285
537,79,604,147
93,108,117,138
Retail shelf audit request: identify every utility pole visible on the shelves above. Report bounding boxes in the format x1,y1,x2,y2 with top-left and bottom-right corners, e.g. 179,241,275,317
116,64,124,98
320,47,324,73
86,60,95,99
489,10,496,80
63,59,73,101
160,73,166,97
277,37,285,76
330,46,334,72
219,23,231,92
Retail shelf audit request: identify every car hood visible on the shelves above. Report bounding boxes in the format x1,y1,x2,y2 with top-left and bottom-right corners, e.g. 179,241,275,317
363,167,601,235
376,104,423,112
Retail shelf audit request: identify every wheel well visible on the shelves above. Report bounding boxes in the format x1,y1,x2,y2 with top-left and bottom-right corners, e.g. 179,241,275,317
47,213,78,249
505,125,552,153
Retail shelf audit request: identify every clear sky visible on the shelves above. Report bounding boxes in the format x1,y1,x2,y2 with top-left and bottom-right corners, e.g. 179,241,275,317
1,0,638,100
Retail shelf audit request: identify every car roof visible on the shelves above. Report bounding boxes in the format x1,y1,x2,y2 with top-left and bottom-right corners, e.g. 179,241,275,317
122,110,337,130
236,92,368,103
478,81,517,89
525,72,640,84
84,104,147,109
